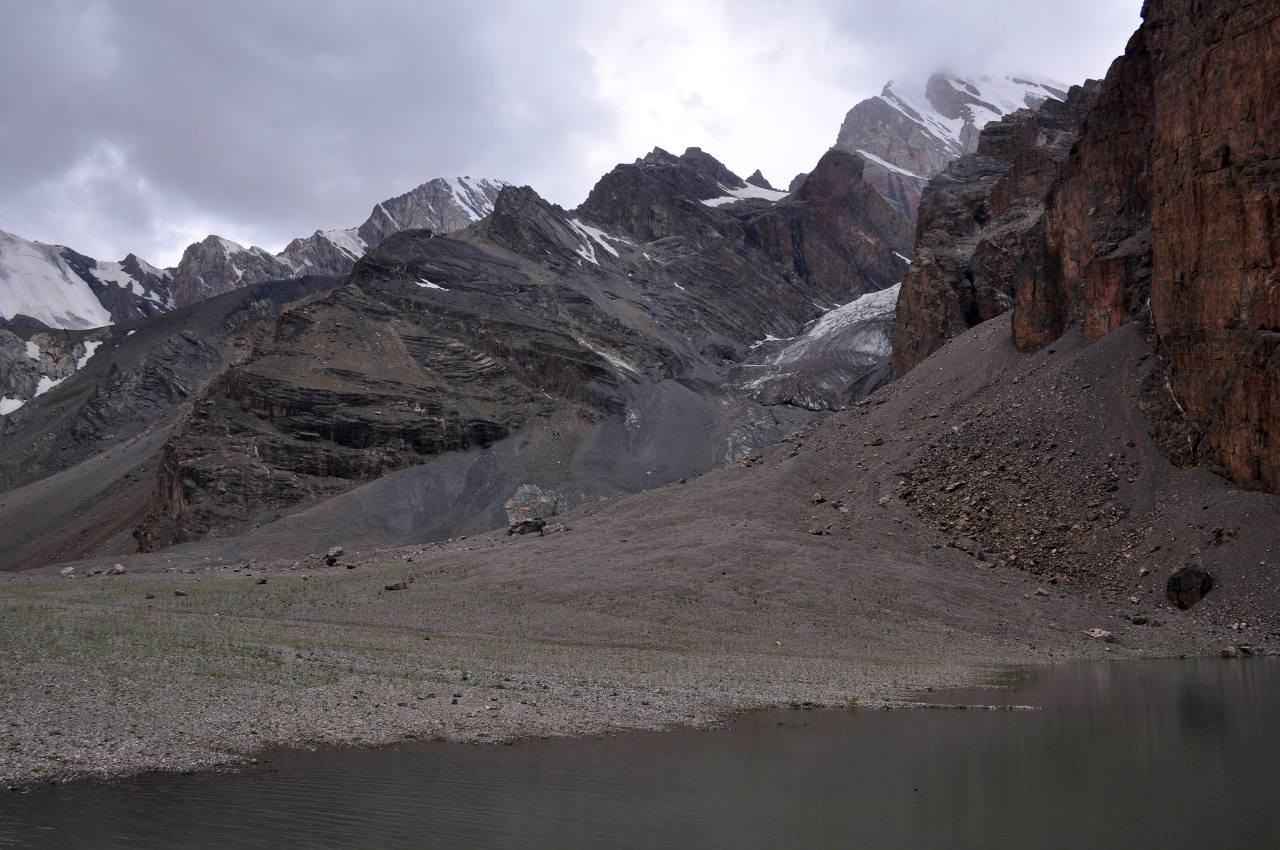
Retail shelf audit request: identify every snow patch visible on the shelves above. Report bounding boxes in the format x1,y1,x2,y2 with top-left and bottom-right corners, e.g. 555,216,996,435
216,237,246,258
894,252,912,263
34,375,64,397
24,340,39,360
415,278,447,291
577,337,640,374
76,340,101,370
702,183,790,207
0,396,24,415
321,228,367,260
568,218,622,265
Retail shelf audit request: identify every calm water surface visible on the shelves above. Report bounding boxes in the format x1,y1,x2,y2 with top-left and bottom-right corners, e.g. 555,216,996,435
2,658,1277,848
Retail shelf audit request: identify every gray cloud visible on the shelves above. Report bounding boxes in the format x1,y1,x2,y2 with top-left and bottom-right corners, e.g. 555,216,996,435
0,0,1141,266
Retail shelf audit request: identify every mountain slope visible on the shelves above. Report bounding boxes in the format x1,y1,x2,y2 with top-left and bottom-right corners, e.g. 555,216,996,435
135,147,910,550
834,73,1068,221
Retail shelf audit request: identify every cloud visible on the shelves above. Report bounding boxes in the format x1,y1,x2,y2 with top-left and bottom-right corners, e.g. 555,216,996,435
0,0,1142,266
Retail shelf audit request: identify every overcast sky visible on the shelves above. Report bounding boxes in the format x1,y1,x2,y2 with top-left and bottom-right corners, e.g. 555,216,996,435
0,0,1142,267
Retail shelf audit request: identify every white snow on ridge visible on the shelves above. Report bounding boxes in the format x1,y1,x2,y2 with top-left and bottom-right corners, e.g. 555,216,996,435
320,228,368,260
856,149,923,179
880,74,1067,155
702,183,790,207
0,231,113,329
216,236,246,258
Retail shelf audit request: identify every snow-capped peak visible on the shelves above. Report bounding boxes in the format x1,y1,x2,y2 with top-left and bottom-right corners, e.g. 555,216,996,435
880,73,1068,159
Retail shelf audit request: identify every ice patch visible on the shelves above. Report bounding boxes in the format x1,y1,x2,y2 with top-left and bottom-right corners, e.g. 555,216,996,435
702,183,790,207
76,340,101,370
34,375,64,397
769,284,900,365
415,278,447,291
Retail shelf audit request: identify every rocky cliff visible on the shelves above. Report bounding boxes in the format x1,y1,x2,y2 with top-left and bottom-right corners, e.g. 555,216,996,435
894,0,1278,493
136,148,910,549
891,81,1102,375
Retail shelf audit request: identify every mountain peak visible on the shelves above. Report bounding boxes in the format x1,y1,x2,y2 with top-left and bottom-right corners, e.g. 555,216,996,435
837,71,1070,222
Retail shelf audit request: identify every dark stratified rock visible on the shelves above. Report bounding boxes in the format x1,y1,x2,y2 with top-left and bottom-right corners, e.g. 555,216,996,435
745,170,775,190
891,81,1101,376
1167,567,1213,609
787,173,808,193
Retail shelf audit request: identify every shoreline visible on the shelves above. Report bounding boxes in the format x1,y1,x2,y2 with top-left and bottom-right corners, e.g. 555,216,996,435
0,544,1235,790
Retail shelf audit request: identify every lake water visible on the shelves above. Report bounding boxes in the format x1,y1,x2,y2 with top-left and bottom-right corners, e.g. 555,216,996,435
2,658,1277,848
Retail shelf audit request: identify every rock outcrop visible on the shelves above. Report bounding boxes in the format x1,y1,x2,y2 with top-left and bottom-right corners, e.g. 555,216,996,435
891,81,1102,375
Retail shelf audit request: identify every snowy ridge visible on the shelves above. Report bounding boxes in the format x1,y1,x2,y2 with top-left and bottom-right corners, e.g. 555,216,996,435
0,231,113,329
880,74,1067,157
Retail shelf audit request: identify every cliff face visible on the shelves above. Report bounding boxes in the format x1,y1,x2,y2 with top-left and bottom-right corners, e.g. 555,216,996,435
894,0,1278,491
1144,0,1280,491
891,82,1101,375
1013,0,1278,491
1011,29,1155,351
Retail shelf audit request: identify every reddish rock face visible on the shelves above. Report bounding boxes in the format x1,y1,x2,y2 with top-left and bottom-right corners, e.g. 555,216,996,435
1145,0,1280,492
1011,28,1154,352
1010,0,1278,491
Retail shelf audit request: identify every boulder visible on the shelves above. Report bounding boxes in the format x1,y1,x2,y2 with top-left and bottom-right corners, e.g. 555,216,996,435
1166,566,1213,609
507,518,546,536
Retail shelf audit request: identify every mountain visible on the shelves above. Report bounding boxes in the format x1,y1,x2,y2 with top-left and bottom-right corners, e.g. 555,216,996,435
834,73,1069,222
892,0,1278,494
133,146,909,550
0,230,174,331
0,176,506,332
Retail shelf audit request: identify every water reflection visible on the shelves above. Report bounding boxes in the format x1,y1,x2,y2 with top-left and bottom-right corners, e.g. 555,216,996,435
1,658,1276,849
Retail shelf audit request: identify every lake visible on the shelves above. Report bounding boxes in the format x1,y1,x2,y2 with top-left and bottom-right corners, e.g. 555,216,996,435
1,657,1276,848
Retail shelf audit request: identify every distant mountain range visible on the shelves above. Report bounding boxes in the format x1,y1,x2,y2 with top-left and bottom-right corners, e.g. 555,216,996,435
833,73,1068,221
0,176,506,331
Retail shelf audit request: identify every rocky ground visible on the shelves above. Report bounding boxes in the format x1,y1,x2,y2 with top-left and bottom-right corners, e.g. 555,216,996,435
1,316,1276,789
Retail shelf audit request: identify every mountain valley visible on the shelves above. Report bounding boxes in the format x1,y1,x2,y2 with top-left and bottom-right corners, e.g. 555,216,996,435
0,0,1276,792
